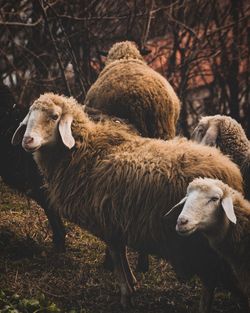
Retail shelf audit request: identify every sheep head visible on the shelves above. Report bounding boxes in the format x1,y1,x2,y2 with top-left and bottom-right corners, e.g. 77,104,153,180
105,41,144,65
192,115,221,146
12,93,76,152
174,178,236,237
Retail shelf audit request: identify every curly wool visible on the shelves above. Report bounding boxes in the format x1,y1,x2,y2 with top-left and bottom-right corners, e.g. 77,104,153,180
32,94,245,297
85,41,180,140
105,41,144,65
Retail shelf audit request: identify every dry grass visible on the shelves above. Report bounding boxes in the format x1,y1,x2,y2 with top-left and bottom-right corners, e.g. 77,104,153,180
0,180,245,313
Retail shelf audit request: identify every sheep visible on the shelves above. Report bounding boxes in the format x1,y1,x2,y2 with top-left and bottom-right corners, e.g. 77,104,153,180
175,177,250,310
12,92,248,312
84,41,180,140
0,83,65,251
192,115,250,199
0,83,146,270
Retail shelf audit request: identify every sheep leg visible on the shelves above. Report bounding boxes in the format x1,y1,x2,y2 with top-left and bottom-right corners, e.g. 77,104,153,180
120,247,138,289
135,252,149,273
104,247,149,275
43,205,66,252
199,284,214,313
109,246,135,308
102,246,114,271
107,245,137,288
33,190,66,252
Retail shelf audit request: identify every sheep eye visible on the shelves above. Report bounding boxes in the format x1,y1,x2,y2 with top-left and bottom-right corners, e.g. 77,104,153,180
51,114,59,121
210,197,219,202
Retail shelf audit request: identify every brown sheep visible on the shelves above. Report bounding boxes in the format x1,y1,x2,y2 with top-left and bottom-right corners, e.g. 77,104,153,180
175,177,250,310
84,41,180,140
12,93,247,312
85,41,180,272
192,115,250,199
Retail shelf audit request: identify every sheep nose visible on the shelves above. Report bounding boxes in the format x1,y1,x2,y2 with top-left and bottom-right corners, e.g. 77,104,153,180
23,136,34,145
177,216,189,226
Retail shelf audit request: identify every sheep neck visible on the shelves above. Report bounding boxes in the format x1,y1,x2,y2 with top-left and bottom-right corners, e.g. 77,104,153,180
209,206,250,294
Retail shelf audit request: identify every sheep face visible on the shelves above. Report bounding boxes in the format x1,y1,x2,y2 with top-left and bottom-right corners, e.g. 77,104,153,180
12,101,75,152
192,116,220,147
175,179,236,236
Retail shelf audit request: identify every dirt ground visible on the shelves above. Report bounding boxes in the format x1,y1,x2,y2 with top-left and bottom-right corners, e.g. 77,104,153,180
0,180,246,313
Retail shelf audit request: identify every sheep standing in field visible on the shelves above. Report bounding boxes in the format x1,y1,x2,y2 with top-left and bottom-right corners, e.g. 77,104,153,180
12,93,248,312
175,177,250,308
0,83,139,256
192,115,250,199
0,83,65,251
84,41,180,140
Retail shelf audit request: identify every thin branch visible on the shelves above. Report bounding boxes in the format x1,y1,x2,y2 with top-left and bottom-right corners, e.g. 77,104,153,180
38,0,71,96
0,17,43,27
43,0,87,97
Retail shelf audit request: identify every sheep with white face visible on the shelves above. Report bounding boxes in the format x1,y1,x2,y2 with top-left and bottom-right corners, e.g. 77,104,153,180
174,177,250,306
12,101,74,152
175,179,236,238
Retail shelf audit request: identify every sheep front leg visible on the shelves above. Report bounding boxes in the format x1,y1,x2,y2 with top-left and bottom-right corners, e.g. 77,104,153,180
109,245,135,308
37,195,66,252
43,205,66,252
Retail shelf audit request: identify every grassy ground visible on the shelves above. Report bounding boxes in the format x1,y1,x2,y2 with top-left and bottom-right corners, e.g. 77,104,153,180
0,180,246,313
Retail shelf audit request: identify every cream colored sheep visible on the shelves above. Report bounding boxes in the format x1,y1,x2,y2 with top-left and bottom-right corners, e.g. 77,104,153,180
175,177,250,310
12,93,245,312
85,41,180,139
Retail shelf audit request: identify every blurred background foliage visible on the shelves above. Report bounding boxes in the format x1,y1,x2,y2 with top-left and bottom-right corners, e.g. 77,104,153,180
0,0,249,136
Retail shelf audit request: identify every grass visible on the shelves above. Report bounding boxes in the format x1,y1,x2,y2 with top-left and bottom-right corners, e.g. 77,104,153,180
0,180,246,313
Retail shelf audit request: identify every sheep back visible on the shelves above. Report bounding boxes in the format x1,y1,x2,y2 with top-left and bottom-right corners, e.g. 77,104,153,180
44,135,243,267
85,43,180,140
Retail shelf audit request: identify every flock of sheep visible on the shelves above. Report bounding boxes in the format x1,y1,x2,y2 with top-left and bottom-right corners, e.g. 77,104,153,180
1,41,250,312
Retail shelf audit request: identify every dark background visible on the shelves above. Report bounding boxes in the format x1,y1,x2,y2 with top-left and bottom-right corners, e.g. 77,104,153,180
0,0,249,137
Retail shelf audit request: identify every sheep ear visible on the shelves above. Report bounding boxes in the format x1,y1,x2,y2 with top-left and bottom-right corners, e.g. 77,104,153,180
201,125,218,146
222,196,237,224
164,196,188,217
11,113,29,145
59,114,75,149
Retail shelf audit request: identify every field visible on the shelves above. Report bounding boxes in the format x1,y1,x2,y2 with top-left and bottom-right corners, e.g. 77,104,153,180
0,180,245,313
